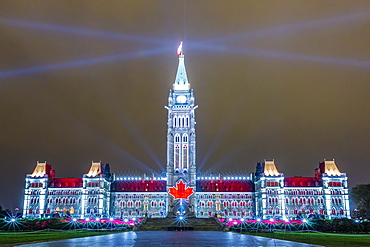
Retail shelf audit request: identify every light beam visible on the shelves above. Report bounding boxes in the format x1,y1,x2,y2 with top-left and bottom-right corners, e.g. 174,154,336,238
0,47,170,79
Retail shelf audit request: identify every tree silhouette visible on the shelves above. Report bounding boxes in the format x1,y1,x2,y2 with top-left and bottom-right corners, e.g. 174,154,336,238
351,184,370,219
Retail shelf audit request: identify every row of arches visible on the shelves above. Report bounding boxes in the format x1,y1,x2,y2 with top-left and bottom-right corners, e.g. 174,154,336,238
285,190,323,195
197,194,253,199
173,115,190,128
117,200,165,208
286,197,324,204
47,197,80,204
198,210,254,217
198,200,253,208
48,190,82,195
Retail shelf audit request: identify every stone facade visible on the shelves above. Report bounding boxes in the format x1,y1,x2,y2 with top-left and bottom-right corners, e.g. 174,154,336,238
22,45,350,220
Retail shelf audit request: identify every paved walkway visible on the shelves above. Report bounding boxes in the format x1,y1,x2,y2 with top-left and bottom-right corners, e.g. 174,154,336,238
18,231,323,247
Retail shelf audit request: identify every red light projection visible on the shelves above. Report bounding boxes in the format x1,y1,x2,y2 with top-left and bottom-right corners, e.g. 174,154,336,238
168,180,194,200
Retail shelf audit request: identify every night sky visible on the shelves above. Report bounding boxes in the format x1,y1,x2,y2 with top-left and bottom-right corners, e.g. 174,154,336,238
0,1,369,211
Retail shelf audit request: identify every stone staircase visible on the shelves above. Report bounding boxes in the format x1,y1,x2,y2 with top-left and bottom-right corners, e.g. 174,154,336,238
137,217,223,231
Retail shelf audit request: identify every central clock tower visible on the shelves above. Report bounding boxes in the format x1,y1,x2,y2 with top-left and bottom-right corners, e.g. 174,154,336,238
165,43,197,216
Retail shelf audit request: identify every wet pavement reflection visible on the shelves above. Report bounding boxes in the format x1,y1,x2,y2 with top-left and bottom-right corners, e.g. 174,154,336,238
18,231,323,247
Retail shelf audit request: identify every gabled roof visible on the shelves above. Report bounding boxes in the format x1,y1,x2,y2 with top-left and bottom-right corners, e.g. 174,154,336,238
320,160,343,176
29,161,51,177
86,161,102,177
196,179,254,192
112,180,167,192
263,160,281,176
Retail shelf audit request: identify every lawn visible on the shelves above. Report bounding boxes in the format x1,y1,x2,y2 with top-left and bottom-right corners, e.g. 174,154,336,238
242,231,370,247
0,229,125,246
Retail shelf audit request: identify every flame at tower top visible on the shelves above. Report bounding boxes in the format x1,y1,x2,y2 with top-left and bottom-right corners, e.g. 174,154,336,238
173,42,190,91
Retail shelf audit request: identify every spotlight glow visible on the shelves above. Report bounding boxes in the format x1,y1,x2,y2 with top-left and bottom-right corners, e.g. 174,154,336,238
0,47,170,79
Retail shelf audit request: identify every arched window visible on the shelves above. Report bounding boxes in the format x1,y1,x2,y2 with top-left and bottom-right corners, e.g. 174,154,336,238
268,207,273,214
182,134,188,171
339,208,344,215
174,133,181,171
208,201,213,207
183,134,188,143
275,207,279,214
223,201,229,207
332,208,337,215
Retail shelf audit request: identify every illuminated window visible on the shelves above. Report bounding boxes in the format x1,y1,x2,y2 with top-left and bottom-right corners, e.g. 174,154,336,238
332,208,337,215
339,208,344,215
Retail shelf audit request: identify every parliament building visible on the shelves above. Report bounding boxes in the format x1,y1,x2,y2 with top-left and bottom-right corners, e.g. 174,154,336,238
23,44,350,220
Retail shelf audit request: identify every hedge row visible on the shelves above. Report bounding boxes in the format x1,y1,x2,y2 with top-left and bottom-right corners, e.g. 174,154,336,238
0,218,132,231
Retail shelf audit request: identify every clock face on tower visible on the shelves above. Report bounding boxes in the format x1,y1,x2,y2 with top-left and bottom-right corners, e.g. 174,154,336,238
176,95,187,103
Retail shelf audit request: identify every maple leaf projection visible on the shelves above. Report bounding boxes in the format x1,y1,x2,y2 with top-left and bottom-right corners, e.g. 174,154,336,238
168,180,194,200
